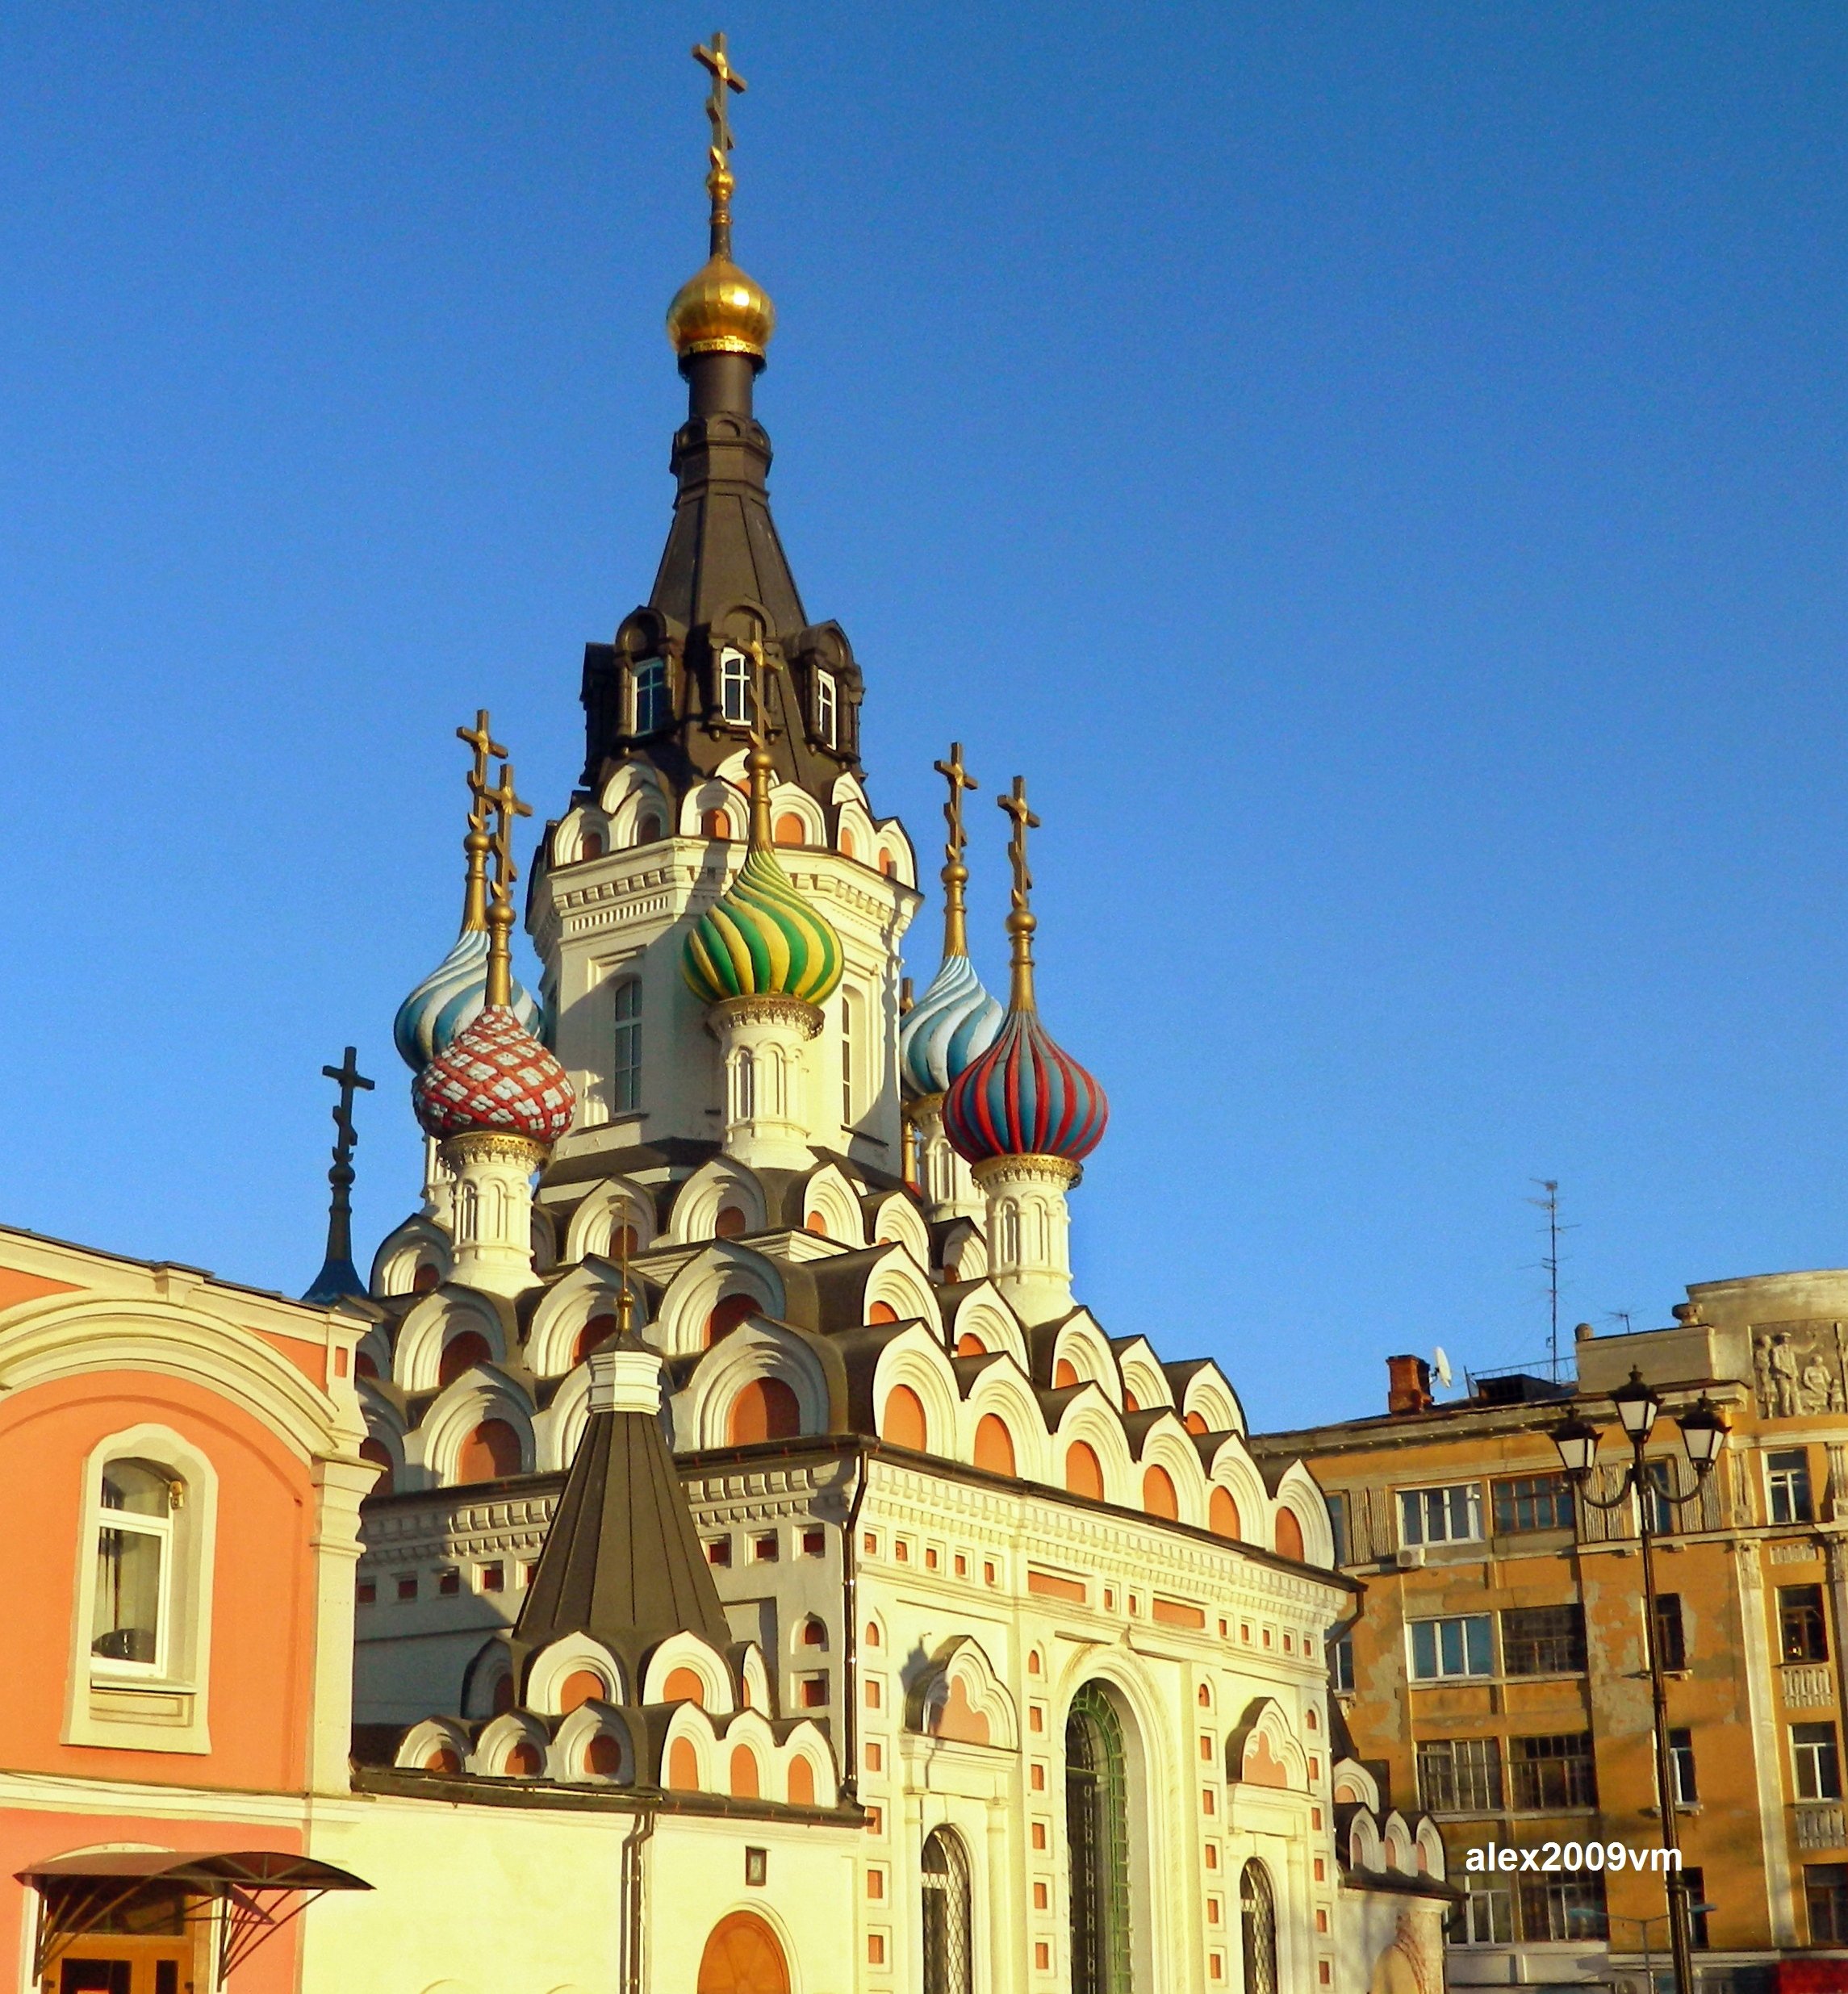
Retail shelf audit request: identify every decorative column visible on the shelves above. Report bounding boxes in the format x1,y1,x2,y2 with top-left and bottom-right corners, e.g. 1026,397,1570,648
709,993,823,1171
972,1152,1081,1325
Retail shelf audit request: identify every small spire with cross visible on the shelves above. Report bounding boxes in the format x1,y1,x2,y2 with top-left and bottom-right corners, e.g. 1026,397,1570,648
303,1046,374,1306
998,777,1041,1011
481,758,532,1010
693,31,748,260
933,744,979,958
455,709,507,934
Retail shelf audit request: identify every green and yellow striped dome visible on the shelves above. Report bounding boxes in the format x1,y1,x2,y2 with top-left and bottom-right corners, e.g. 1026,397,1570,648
682,839,844,1007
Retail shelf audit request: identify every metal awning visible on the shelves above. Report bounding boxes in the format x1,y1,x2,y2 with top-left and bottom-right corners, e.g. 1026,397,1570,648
19,1849,370,1979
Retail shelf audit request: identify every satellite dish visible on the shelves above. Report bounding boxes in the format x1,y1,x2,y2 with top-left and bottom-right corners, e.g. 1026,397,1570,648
1432,1346,1453,1388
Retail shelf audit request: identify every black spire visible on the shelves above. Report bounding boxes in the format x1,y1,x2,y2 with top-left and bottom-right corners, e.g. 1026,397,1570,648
303,1046,373,1306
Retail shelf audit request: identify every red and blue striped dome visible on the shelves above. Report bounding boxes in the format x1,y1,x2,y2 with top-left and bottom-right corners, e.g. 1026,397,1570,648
942,1005,1107,1166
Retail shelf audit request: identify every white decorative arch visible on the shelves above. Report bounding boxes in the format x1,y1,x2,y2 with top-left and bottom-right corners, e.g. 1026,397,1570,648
460,1635,515,1720
764,780,826,847
1349,1811,1385,1873
1049,1384,1136,1506
659,1699,717,1791
525,1634,625,1715
653,1244,785,1361
596,762,674,845
417,1377,536,1486
906,1636,1018,1749
871,1324,960,1454
834,795,877,863
938,1218,988,1285
862,1245,938,1327
957,1361,1052,1483
1200,1433,1273,1547
1382,1812,1415,1874
780,1717,837,1805
537,1366,595,1473
553,802,611,868
1113,1338,1173,1412
357,1394,407,1480
1331,1756,1381,1809
717,1706,777,1795
642,1632,735,1714
738,1645,774,1718
667,1159,770,1245
1227,1695,1311,1791
1173,1360,1244,1437
553,1702,633,1784
393,1290,508,1394
1271,1461,1337,1567
526,1260,639,1379
866,1190,929,1262
395,1717,470,1772
1415,1818,1446,1879
471,1709,550,1778
370,1213,451,1299
680,773,746,841
680,1322,830,1451
801,1164,866,1246
564,1177,660,1263
947,1285,1028,1369
1132,1412,1211,1528
1047,1312,1122,1403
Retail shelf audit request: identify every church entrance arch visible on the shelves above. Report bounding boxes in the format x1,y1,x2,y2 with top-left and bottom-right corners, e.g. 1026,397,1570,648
696,1912,789,1994
1066,1683,1133,1994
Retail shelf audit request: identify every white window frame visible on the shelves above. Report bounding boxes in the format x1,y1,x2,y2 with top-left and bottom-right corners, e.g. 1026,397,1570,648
1456,1881,1513,1946
611,978,642,1115
1768,1448,1815,1526
65,1424,218,1754
814,670,837,747
633,658,669,735
1407,1614,1495,1683
1399,1482,1484,1548
718,646,750,725
1795,1722,1842,1802
840,989,858,1126
88,1460,175,1679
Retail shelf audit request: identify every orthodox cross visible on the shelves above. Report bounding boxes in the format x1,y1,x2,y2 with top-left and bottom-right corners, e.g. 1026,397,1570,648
693,32,747,256
305,1047,373,1304
934,742,978,956
456,709,506,931
998,777,1041,1008
480,759,531,1007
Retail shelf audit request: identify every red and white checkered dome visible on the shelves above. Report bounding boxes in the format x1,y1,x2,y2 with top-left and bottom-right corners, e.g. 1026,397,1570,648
411,1004,575,1146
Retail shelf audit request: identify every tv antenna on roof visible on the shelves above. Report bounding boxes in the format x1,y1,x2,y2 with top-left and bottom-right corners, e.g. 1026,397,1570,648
1525,1179,1578,1382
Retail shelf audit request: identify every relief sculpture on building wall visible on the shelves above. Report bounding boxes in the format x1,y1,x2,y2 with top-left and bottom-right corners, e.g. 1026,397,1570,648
1752,1322,1848,1419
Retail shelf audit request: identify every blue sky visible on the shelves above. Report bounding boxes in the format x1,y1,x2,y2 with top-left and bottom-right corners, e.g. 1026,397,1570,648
2,4,1842,1430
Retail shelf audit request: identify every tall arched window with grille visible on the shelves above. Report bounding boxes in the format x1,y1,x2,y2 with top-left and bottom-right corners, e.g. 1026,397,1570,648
922,1826,972,1994
612,979,642,1114
1066,1683,1132,1994
633,658,669,735
1240,1860,1278,1994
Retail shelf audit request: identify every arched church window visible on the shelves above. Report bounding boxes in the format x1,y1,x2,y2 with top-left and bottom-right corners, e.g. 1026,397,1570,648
714,1204,748,1239
702,806,732,839
412,1260,440,1294
634,810,665,846
696,1912,788,1994
1066,1683,1133,1994
439,1330,493,1388
612,978,642,1114
359,1437,395,1497
579,829,604,860
575,1313,617,1366
455,1419,523,1484
633,658,670,735
1142,1465,1178,1520
787,1756,815,1805
1210,1488,1242,1540
771,812,804,846
840,989,861,1125
706,1292,759,1346
922,1826,973,1994
839,828,856,860
879,849,896,878
718,646,750,724
1240,1861,1278,1994
974,1414,1016,1478
1064,1440,1105,1503
729,1377,801,1444
814,669,837,747
882,1384,928,1451
1274,1506,1306,1561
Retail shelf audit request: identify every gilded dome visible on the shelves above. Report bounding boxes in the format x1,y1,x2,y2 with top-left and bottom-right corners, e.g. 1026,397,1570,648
682,841,843,1008
667,255,776,362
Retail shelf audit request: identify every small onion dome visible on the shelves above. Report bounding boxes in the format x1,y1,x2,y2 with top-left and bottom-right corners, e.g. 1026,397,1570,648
667,256,776,362
899,953,1003,1102
412,1005,575,1147
942,1007,1108,1166
394,927,543,1073
681,842,844,1007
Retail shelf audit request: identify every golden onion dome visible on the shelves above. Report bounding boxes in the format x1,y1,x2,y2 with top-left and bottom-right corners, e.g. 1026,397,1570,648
667,256,776,363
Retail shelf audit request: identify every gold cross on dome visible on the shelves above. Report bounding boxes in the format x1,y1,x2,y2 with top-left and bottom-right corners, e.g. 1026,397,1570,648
998,776,1039,915
456,709,508,831
693,32,747,170
933,743,978,955
483,759,533,900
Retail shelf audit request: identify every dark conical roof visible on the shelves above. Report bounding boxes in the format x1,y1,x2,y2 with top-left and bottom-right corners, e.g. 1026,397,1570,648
510,1353,732,1687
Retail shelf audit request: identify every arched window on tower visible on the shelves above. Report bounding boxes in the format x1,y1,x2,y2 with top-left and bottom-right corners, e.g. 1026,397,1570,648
1240,1861,1278,1994
633,658,669,735
814,670,838,747
612,979,642,1114
922,1827,973,1994
702,806,732,840
840,989,861,1126
718,646,750,724
1066,1683,1133,1994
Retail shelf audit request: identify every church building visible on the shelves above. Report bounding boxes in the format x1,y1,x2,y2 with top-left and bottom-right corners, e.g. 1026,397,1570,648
2,36,1453,1994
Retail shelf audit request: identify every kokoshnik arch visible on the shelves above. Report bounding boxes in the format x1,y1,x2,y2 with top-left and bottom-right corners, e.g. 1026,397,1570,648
0,31,1455,1994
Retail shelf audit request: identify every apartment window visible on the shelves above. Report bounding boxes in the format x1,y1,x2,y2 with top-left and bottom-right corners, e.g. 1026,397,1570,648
1519,1875,1607,1942
1325,1492,1349,1566
1399,1484,1482,1548
1408,1616,1494,1682
1492,1473,1575,1535
1794,1722,1842,1801
1642,1458,1684,1536
1782,1584,1829,1662
718,646,750,724
90,1459,177,1671
1502,1604,1587,1676
814,670,838,748
1654,1592,1687,1672
1668,1728,1697,1807
1449,1882,1513,1947
1417,1737,1503,1812
1328,1631,1355,1695
1769,1448,1815,1525
633,658,669,735
1683,1865,1711,1949
611,980,642,1114
1807,1864,1848,1946
1509,1733,1597,1810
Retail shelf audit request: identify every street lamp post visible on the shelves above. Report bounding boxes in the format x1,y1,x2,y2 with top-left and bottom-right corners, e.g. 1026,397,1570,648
1552,1370,1729,1994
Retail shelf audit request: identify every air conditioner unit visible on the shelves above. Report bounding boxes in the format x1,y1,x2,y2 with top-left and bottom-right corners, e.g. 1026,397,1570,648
1394,1546,1425,1570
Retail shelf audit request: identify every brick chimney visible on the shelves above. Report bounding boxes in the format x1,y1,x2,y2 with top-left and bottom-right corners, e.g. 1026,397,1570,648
1386,1354,1432,1415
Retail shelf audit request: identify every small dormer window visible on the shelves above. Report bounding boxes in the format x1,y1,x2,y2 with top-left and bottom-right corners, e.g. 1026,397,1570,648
814,670,838,747
719,647,750,725
633,659,669,736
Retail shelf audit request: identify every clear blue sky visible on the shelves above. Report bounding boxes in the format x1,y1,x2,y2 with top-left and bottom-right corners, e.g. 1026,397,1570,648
2,5,1842,1430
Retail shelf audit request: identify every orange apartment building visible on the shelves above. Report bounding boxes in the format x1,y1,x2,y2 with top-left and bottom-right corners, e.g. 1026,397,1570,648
1252,1268,1848,1994
0,1227,375,1994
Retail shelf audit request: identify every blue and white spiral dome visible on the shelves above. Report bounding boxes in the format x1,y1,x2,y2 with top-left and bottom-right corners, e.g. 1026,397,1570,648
899,952,1005,1103
394,926,545,1073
